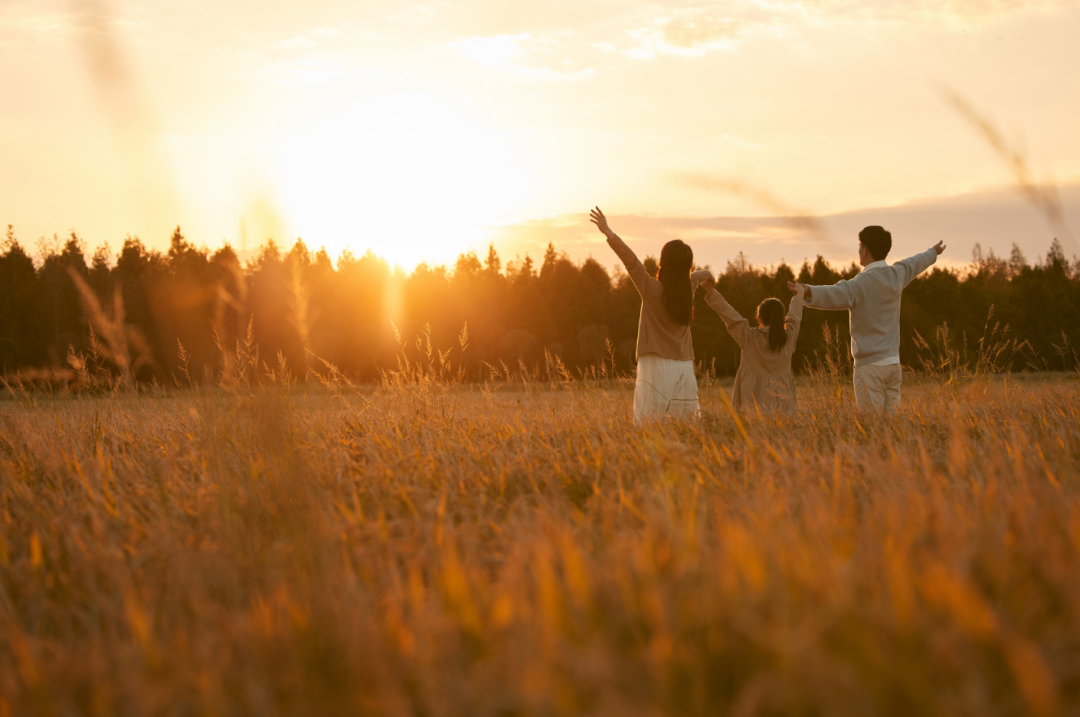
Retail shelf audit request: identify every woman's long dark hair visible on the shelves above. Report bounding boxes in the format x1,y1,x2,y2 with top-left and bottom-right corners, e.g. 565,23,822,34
757,298,787,352
657,240,694,326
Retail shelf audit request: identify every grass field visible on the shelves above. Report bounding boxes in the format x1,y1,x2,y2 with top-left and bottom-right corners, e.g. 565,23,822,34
2,373,1080,716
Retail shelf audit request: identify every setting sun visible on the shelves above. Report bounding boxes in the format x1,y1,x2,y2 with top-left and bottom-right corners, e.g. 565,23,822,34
268,94,538,267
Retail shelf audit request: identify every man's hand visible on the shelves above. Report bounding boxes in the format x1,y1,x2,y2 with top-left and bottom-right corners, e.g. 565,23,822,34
933,241,946,255
700,274,716,292
590,207,614,238
787,280,807,299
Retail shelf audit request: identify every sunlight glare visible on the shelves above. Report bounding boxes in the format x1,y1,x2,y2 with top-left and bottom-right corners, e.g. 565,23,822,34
272,95,536,268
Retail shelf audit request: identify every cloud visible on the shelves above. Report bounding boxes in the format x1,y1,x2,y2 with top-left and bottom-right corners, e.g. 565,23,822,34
624,19,744,59
777,0,1063,28
612,5,794,60
878,0,1060,25
487,181,1080,272
663,17,750,49
603,0,1066,60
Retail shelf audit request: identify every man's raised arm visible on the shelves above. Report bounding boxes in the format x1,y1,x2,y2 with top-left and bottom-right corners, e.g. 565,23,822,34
895,241,945,287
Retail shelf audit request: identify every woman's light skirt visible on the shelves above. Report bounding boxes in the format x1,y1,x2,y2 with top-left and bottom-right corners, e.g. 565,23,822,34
633,353,699,423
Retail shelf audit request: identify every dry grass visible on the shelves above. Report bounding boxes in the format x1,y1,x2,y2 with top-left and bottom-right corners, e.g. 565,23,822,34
1,373,1079,716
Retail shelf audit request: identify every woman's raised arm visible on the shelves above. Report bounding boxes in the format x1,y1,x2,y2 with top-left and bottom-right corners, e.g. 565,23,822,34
591,207,650,294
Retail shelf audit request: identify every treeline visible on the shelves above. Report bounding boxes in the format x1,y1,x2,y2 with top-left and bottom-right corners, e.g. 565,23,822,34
2,224,1079,384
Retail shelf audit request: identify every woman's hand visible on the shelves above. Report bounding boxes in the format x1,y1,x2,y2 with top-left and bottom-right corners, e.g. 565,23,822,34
787,281,807,299
700,274,716,292
590,207,614,238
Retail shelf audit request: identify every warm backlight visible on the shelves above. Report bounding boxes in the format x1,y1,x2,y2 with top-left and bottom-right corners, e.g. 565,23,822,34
271,96,535,268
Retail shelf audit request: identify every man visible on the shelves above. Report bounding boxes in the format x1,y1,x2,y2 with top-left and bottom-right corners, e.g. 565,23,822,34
787,226,945,411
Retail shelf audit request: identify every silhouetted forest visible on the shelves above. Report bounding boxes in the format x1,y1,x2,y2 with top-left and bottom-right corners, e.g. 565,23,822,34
2,224,1078,385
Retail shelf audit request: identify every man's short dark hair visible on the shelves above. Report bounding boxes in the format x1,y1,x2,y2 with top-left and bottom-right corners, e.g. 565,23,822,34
859,226,892,261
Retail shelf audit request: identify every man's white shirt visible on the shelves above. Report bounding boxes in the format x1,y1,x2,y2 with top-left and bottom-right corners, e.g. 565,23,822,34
860,259,901,367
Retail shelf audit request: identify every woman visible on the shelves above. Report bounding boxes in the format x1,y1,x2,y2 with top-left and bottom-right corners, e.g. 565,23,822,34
590,207,713,423
704,283,804,412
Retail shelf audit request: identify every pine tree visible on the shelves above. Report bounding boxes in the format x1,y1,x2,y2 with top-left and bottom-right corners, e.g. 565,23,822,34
1008,243,1028,277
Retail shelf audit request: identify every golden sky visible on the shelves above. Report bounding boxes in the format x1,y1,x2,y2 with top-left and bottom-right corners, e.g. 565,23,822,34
1,0,1078,270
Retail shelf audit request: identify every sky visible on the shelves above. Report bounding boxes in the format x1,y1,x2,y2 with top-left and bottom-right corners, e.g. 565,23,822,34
1,0,1078,272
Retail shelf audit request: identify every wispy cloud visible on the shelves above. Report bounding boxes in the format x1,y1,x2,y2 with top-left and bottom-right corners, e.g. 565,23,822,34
488,181,1080,272
623,19,746,59
663,16,752,49
599,0,1065,60
773,0,1063,29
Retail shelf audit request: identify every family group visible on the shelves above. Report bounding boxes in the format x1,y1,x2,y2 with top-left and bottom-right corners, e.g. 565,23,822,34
589,207,946,422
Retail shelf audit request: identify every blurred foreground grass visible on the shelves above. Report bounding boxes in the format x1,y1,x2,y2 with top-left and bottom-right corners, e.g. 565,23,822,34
1,375,1079,716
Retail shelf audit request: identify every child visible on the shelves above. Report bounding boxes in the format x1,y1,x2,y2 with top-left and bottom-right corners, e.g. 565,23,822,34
590,207,713,422
704,283,804,412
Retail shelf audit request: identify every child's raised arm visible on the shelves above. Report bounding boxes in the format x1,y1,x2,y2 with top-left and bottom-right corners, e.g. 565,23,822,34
704,288,749,348
785,286,805,346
